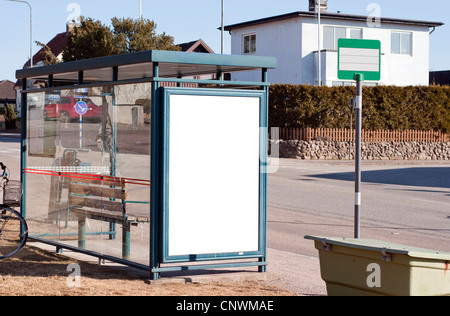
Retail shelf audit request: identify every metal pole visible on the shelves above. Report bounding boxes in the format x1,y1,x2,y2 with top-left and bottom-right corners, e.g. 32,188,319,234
354,74,363,239
139,0,142,20
150,62,161,281
8,0,33,68
317,0,321,86
29,2,32,67
260,67,269,273
349,112,352,160
79,115,83,148
220,0,224,81
221,0,224,54
20,78,27,221
349,98,354,160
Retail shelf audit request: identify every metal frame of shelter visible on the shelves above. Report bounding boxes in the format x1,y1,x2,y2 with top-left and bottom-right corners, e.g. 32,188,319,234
16,50,276,280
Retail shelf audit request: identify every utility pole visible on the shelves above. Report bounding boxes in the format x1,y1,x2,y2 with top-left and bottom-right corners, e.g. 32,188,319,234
317,0,321,86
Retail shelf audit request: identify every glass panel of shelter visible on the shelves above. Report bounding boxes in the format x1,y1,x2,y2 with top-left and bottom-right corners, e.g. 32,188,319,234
26,83,151,264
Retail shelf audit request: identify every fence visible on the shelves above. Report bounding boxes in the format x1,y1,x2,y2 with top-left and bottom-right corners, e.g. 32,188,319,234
277,127,450,143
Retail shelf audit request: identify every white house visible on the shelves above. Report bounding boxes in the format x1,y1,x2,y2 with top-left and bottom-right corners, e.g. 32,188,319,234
224,0,443,86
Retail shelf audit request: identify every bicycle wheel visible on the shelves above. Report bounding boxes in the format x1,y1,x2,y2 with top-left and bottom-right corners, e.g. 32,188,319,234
0,207,28,259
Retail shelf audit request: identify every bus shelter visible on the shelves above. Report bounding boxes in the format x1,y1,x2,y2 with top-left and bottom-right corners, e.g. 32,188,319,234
16,50,276,280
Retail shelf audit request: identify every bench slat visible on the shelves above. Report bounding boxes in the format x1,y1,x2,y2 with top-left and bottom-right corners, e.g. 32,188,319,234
70,177,124,187
67,176,149,225
71,207,125,222
70,183,124,200
70,196,124,213
70,207,150,223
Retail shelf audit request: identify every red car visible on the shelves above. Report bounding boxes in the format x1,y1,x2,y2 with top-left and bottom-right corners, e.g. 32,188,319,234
44,97,102,122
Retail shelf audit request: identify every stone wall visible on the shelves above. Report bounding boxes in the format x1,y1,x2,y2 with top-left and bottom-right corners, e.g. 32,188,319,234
278,140,450,161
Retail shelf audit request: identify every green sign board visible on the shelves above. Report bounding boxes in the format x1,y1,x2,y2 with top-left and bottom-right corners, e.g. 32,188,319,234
338,39,381,81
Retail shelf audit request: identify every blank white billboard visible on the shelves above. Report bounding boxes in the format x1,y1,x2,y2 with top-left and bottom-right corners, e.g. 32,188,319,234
167,92,261,257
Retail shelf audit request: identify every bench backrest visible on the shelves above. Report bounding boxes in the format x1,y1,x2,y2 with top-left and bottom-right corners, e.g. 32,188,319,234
68,177,127,214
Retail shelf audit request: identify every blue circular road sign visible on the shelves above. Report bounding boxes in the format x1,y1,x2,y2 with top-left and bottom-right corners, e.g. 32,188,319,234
75,101,88,115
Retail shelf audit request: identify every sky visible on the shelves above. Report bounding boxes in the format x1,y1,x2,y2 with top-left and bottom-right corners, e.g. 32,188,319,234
0,0,449,82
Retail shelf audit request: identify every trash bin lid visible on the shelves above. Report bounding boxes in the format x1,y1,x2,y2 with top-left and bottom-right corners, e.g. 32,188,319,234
305,235,450,261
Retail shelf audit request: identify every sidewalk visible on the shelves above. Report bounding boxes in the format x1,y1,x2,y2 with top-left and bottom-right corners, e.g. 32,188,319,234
265,248,326,295
29,241,327,296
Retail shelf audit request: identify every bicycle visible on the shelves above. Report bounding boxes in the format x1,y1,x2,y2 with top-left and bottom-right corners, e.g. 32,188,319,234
0,162,28,259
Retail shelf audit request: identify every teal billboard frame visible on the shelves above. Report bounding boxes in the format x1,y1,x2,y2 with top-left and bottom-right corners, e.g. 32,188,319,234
159,87,267,265
16,50,276,280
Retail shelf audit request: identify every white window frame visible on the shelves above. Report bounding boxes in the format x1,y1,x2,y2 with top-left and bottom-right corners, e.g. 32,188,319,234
323,26,363,51
242,33,257,55
349,28,363,40
390,31,413,56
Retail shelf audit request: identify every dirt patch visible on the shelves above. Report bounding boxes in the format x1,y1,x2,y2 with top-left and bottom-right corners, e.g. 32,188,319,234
0,246,296,296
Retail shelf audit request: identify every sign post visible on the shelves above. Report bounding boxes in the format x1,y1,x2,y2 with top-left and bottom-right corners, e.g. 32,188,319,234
354,73,363,239
75,101,88,148
338,39,381,238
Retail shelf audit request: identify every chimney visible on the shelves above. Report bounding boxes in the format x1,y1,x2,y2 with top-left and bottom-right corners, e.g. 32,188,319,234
66,20,78,33
309,0,328,13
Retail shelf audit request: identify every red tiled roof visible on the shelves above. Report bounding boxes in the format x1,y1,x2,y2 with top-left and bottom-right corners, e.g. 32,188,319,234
23,31,70,68
0,80,16,101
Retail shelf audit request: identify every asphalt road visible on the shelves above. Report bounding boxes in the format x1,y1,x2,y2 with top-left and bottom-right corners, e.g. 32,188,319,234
268,158,450,258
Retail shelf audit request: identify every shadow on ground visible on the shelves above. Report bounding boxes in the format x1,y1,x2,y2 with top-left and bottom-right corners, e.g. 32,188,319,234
308,167,450,190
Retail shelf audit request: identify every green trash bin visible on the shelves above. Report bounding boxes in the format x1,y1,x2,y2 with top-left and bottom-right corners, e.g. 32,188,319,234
305,235,450,296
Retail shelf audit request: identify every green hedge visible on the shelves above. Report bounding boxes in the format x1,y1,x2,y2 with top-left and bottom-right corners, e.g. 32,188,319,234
269,84,450,133
3,104,17,129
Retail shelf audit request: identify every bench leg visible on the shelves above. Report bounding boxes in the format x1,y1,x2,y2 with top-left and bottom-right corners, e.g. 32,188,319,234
122,222,131,260
109,222,116,240
78,217,86,249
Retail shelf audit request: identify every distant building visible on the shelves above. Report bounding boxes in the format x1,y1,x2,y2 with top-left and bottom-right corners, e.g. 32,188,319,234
177,39,215,54
14,22,77,114
176,39,217,82
0,80,16,106
23,22,76,68
225,0,444,86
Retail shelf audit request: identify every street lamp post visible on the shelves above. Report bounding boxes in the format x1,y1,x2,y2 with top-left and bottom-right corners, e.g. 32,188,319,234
8,0,33,68
221,0,224,55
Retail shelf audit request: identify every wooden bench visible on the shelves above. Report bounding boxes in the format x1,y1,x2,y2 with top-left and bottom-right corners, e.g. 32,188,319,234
68,176,150,260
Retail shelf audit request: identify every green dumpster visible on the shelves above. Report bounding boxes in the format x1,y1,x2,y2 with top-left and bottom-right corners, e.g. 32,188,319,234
305,235,450,296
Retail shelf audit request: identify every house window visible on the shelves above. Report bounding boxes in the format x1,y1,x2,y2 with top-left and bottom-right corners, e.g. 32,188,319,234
349,28,363,39
243,34,256,54
323,26,362,50
391,32,412,55
324,26,345,50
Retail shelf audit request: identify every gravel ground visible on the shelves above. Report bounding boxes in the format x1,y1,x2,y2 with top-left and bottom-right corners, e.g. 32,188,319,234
0,244,300,296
